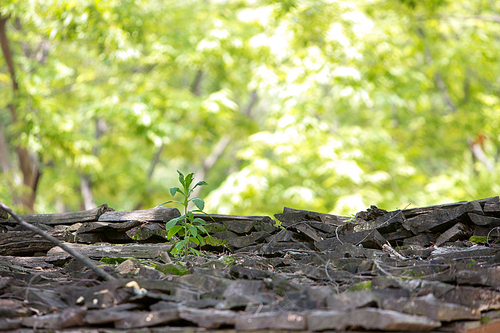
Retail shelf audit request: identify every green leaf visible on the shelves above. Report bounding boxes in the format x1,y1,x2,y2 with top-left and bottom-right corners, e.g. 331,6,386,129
196,210,215,222
184,172,194,189
192,181,208,190
189,225,197,238
177,170,185,187
192,198,205,211
190,248,200,256
175,241,186,250
196,234,205,245
196,225,209,235
167,225,183,239
170,187,182,197
158,200,184,207
166,216,184,230
193,217,207,225
189,236,199,245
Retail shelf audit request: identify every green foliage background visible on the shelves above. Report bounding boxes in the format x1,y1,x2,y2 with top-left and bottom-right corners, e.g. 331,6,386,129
1,0,499,216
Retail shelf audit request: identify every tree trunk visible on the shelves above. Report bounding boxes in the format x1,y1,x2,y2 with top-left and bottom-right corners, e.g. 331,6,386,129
0,14,40,213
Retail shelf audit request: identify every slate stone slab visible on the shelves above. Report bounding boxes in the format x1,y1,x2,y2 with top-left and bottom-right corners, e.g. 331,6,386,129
428,245,499,261
315,237,341,251
114,308,179,328
326,289,380,311
0,230,67,256
48,243,174,259
275,207,348,227
435,222,471,246
383,228,414,243
484,201,500,216
307,308,441,331
469,213,500,227
354,210,406,234
226,231,270,249
454,266,500,288
178,306,237,328
268,229,299,242
99,206,180,222
389,278,500,312
126,222,168,241
5,204,113,225
76,220,142,233
235,312,307,330
295,223,325,242
403,233,437,247
256,241,315,256
401,196,497,219
195,214,275,234
85,309,139,325
382,293,480,321
403,201,482,234
337,228,387,249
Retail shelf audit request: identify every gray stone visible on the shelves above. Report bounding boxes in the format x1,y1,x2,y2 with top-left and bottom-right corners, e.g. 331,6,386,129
236,312,307,330
428,245,498,261
315,237,341,251
76,220,142,234
114,308,179,328
327,289,379,311
403,202,479,234
337,228,387,249
226,231,270,249
307,308,441,331
229,265,273,280
296,223,325,242
435,222,471,246
85,309,139,325
256,241,315,256
354,210,406,234
22,313,62,329
383,228,414,243
126,222,168,241
382,293,480,321
469,213,500,227
116,259,142,276
284,286,333,310
267,229,298,242
178,274,231,294
403,233,437,247
222,280,266,298
484,201,500,215
221,219,256,234
178,306,238,328
99,206,180,222
454,266,500,288
0,318,21,330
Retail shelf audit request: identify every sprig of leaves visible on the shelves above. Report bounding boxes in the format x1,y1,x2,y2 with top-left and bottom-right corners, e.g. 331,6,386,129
158,171,213,259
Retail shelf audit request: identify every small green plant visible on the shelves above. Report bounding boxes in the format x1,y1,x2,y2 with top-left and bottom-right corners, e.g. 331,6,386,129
158,170,213,260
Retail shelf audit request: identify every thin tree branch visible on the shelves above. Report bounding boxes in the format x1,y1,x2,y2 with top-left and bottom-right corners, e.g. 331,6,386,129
0,201,116,281
418,27,457,113
192,135,231,199
0,14,18,92
0,14,40,212
439,14,500,24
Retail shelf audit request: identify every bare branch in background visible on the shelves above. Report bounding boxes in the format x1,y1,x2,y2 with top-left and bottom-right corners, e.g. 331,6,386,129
0,14,41,213
469,138,495,173
418,27,457,113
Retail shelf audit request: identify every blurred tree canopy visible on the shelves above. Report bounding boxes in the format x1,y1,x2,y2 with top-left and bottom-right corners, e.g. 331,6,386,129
1,0,499,215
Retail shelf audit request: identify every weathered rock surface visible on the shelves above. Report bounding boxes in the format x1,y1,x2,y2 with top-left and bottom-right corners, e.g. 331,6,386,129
1,196,500,332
